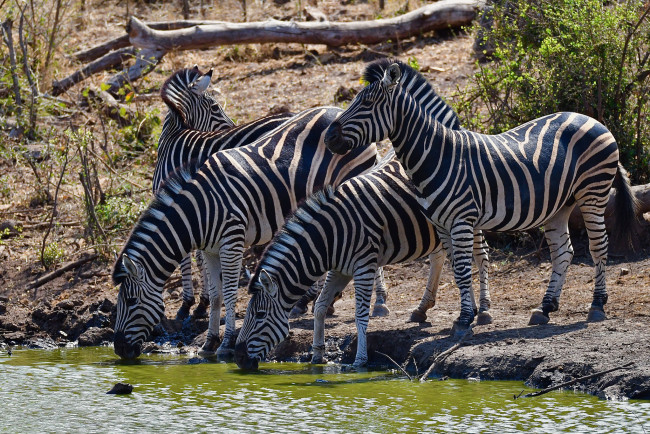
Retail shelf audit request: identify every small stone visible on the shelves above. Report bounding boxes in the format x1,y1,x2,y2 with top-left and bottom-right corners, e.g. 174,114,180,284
107,383,133,394
619,268,630,277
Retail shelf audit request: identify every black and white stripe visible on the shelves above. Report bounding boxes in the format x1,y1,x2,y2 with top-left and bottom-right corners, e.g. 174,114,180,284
156,66,294,319
112,106,378,359
325,61,638,335
234,151,490,368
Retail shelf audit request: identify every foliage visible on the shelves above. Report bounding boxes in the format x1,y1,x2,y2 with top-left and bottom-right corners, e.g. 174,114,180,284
42,241,64,268
95,195,147,234
455,0,650,183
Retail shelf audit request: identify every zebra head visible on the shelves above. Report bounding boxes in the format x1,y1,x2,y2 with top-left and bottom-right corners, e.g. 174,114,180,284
160,65,235,132
325,62,402,155
235,269,290,370
113,253,165,359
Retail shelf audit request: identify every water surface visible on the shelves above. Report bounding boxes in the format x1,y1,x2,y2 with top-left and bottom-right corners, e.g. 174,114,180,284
1,347,648,433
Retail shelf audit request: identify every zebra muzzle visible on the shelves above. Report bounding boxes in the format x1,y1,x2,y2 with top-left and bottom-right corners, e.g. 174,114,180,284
324,122,350,155
234,341,259,370
113,331,142,360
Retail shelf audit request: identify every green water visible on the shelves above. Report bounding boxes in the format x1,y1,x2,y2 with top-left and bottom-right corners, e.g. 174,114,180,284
1,347,648,433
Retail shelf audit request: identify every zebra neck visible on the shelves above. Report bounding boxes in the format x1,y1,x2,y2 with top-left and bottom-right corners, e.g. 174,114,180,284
391,90,453,167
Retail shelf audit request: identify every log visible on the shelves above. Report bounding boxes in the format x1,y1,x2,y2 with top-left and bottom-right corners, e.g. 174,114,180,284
52,47,136,96
104,48,166,97
128,0,483,51
72,20,229,63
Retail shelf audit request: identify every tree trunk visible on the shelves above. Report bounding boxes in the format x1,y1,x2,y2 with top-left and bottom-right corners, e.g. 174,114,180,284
128,0,483,51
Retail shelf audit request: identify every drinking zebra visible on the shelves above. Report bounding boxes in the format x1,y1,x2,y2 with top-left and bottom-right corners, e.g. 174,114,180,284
234,149,491,369
112,106,378,359
324,61,638,335
156,66,293,320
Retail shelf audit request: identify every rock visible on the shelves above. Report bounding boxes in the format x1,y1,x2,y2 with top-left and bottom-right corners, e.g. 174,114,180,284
97,298,115,314
107,382,133,394
26,337,58,350
78,327,114,346
0,297,6,314
303,5,328,22
619,268,630,277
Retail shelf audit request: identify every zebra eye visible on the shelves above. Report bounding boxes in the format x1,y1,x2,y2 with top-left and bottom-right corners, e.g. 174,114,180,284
255,310,267,320
126,297,138,307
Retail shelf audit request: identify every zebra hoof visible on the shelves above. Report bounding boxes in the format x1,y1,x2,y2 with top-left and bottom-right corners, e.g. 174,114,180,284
289,304,308,319
198,337,220,358
175,303,192,321
371,303,390,317
587,307,607,322
352,359,368,368
528,309,550,326
216,343,235,359
450,320,472,338
408,310,428,323
476,311,493,326
326,305,336,317
311,355,324,364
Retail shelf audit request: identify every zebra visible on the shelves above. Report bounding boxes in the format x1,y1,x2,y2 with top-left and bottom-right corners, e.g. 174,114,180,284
324,61,638,336
112,106,378,360
234,149,492,369
156,66,294,320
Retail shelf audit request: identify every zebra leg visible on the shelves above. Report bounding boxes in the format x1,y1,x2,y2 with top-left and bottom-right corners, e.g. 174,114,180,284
474,230,492,326
312,271,352,364
198,252,223,357
529,206,574,325
449,222,477,337
352,268,377,367
371,267,390,317
217,240,245,357
580,201,609,322
290,282,321,319
410,245,445,322
175,254,196,320
192,250,210,319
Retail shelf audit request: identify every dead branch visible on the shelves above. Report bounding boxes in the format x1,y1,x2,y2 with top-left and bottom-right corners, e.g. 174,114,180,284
420,327,474,382
514,361,635,399
28,254,99,289
376,351,413,380
128,0,482,51
51,47,136,96
40,145,70,269
73,20,228,63
104,48,166,97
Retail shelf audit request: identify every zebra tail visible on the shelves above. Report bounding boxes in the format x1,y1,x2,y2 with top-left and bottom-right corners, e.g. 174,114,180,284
612,163,640,249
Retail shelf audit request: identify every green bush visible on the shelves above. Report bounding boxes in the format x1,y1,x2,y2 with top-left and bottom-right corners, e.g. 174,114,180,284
455,0,650,183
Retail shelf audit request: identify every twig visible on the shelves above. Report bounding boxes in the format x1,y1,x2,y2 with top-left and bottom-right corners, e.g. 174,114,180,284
18,7,38,139
514,362,635,399
28,254,99,289
376,351,413,381
1,19,23,116
419,327,473,382
22,221,82,229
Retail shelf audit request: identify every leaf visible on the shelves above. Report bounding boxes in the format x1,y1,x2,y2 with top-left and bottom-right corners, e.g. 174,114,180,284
125,92,135,103
100,83,111,92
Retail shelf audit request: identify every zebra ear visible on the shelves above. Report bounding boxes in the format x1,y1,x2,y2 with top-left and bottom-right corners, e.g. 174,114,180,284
191,68,213,95
382,63,401,90
122,254,139,279
259,269,278,298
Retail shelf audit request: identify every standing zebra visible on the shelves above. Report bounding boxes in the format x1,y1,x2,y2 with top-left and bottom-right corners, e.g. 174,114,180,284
156,66,294,320
234,150,491,369
113,106,378,360
324,62,638,335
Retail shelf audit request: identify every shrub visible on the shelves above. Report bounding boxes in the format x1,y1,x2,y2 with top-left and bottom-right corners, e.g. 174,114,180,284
455,0,650,183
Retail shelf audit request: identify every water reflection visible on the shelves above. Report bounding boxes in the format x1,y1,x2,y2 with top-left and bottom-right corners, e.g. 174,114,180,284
1,347,649,433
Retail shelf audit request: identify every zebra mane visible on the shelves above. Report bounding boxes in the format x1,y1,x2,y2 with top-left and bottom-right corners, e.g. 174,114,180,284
363,58,460,129
248,187,338,294
160,66,212,125
112,160,201,285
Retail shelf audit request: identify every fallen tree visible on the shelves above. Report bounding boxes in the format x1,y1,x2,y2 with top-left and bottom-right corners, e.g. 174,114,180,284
569,183,650,231
54,0,483,96
128,0,483,51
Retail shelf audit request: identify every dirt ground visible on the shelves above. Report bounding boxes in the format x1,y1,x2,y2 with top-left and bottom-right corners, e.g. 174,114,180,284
1,0,650,400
